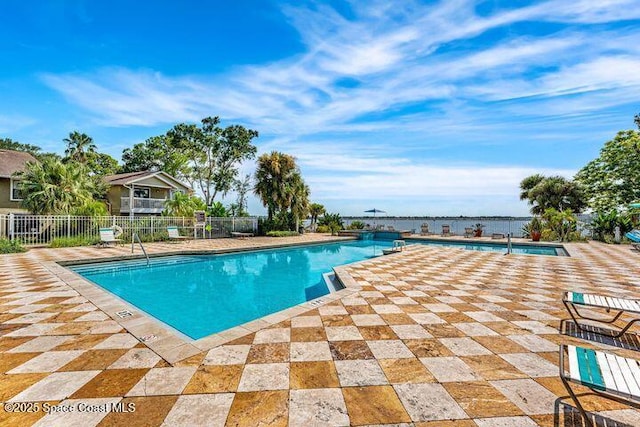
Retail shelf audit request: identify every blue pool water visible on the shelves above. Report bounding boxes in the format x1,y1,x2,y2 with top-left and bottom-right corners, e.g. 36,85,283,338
406,239,566,256
70,240,394,339
70,239,562,339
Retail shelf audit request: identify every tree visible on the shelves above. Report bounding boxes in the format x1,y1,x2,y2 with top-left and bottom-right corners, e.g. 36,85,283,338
63,131,97,164
519,174,586,215
309,203,326,231
172,117,258,205
207,201,229,217
17,158,95,214
163,193,205,217
233,174,252,217
254,151,298,221
121,117,258,206
122,135,192,181
289,174,310,232
0,138,42,157
575,129,640,212
86,152,120,176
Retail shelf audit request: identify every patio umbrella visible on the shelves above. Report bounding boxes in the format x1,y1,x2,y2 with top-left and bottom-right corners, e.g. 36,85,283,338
364,208,386,229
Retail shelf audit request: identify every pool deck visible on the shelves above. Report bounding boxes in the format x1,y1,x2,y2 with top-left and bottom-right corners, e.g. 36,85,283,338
1,234,640,426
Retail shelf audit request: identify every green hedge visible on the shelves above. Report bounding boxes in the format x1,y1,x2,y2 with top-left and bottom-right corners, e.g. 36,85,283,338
0,238,27,253
50,236,101,248
266,230,299,237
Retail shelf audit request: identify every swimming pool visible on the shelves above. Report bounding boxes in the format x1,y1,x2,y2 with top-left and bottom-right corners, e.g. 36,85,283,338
69,238,564,340
70,240,394,339
407,238,567,256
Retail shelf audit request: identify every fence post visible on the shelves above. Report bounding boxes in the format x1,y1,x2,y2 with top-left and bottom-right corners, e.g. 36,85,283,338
8,213,14,241
232,217,235,232
151,216,155,237
67,215,71,239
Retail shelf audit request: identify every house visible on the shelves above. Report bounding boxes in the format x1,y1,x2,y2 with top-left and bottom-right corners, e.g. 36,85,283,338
104,171,192,215
0,149,38,214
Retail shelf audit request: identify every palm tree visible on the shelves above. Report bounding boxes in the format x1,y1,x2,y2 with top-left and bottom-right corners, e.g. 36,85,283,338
234,174,251,216
64,131,97,164
520,174,586,215
18,158,94,214
309,203,325,231
163,193,204,217
290,174,310,232
254,151,297,220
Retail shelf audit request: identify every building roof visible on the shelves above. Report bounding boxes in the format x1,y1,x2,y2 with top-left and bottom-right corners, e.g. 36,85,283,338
104,170,192,191
104,171,156,185
0,150,38,178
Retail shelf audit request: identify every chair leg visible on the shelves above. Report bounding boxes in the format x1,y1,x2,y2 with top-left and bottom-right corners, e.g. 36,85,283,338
561,378,594,427
562,300,629,337
611,318,640,338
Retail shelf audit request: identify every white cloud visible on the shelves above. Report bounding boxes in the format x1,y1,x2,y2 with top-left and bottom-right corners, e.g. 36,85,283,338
36,0,640,214
0,114,37,134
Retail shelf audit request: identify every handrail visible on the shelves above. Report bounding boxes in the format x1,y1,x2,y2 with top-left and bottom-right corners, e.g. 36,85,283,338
506,233,512,255
132,233,150,266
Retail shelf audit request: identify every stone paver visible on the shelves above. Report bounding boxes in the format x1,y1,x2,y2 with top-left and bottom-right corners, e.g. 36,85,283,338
1,236,639,426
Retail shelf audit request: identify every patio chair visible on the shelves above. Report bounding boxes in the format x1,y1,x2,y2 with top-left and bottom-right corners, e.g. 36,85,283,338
167,226,189,242
420,223,430,235
559,344,640,427
463,227,473,238
441,224,451,236
562,291,640,338
99,227,123,247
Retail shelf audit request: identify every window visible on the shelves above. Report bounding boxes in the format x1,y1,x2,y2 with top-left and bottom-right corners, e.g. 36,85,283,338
10,179,23,201
133,187,150,198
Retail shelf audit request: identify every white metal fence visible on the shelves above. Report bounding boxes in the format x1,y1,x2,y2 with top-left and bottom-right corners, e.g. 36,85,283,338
0,214,258,246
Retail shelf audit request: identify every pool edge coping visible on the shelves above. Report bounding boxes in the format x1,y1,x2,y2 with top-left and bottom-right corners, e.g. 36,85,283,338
46,237,363,364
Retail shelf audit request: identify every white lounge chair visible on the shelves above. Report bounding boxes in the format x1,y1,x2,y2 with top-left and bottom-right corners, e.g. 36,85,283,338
563,291,640,337
231,231,254,239
167,226,188,242
560,344,640,427
99,227,123,247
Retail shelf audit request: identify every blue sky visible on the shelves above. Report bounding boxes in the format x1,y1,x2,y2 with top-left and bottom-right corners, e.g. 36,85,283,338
1,0,639,216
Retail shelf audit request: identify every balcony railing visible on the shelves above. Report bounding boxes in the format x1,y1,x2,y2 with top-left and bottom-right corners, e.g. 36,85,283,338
120,197,166,213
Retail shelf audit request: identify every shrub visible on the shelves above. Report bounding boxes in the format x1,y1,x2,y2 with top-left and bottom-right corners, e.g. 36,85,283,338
121,232,170,243
258,212,296,235
591,210,633,242
318,212,344,234
347,220,365,230
542,208,578,242
316,225,331,233
50,236,100,248
318,213,344,228
266,230,299,237
0,238,26,253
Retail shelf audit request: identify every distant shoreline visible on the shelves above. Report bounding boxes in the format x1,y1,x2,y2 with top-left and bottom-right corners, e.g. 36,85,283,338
342,216,534,220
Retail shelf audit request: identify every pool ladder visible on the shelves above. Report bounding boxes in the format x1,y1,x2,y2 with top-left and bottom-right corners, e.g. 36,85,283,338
131,233,150,266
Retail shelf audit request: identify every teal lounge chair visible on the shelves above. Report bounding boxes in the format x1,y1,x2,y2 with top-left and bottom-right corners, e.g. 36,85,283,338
560,344,640,427
625,230,640,250
563,291,640,337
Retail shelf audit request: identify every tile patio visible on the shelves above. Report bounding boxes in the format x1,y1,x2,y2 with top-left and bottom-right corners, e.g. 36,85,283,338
1,234,640,426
